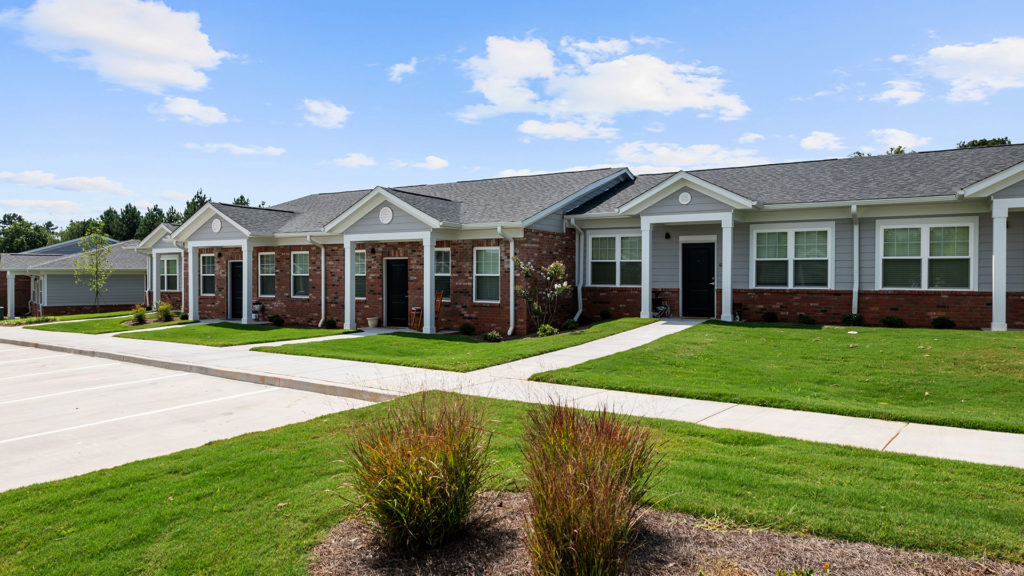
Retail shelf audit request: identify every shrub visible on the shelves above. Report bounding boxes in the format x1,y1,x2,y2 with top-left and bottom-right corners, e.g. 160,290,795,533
522,404,661,576
483,330,503,342
130,305,148,325
882,316,906,328
761,310,779,323
537,324,559,337
599,309,612,320
932,316,956,329
268,314,285,327
841,313,865,326
561,318,578,331
459,322,475,336
323,318,337,329
797,313,816,325
349,393,492,551
156,303,174,322
179,312,189,321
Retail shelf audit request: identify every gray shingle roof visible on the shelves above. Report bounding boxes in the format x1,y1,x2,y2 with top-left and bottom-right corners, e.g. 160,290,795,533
211,203,299,236
1,240,146,271
269,190,369,233
22,236,118,255
569,172,676,215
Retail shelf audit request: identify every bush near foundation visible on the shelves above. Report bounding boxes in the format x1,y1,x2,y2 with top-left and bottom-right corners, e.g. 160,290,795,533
841,313,865,326
931,316,956,329
156,303,174,322
130,305,147,325
761,310,779,323
882,316,907,328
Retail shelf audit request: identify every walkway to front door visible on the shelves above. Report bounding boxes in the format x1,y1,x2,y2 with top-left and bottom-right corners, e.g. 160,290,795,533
385,259,409,327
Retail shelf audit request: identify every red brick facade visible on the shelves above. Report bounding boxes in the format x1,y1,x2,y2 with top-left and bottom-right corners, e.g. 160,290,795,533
1,274,31,316
734,289,853,324
195,247,242,321
146,290,182,310
252,245,325,326
581,286,641,321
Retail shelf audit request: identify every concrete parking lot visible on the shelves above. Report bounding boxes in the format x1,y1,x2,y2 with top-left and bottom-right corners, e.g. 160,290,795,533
0,342,373,492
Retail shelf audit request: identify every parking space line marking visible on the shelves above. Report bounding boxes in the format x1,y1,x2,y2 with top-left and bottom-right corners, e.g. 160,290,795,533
0,354,65,366
0,363,119,382
0,374,179,406
0,387,279,445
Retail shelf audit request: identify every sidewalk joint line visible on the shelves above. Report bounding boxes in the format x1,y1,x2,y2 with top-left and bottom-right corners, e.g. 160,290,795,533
881,422,912,452
696,404,739,424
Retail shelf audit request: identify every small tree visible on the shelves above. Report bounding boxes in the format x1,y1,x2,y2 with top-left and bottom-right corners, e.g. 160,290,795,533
74,221,114,312
514,258,573,331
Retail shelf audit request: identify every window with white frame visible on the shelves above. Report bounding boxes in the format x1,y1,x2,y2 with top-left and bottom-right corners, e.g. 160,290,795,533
474,247,500,302
354,250,366,299
160,256,179,291
291,252,310,297
434,248,451,299
751,223,832,288
199,254,215,295
589,234,642,286
879,219,974,290
258,253,275,297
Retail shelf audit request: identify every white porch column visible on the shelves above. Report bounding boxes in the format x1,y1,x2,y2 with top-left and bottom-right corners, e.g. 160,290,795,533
640,219,652,318
241,240,252,325
6,272,14,319
343,240,355,330
188,244,199,321
992,208,1008,331
151,253,160,308
720,214,734,322
423,237,435,333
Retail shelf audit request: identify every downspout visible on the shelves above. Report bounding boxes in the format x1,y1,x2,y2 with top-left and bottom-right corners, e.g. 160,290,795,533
307,235,327,327
570,217,583,321
497,226,516,336
174,241,187,315
851,205,859,315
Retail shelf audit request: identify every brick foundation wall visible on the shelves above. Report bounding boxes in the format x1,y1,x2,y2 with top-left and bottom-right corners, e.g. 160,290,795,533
513,229,577,332
1009,293,1024,330
858,290,994,329
252,245,324,326
147,290,182,310
734,289,853,324
0,274,31,316
581,286,641,320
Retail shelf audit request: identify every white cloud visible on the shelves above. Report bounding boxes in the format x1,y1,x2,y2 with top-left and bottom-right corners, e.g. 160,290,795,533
871,128,931,149
890,54,909,63
17,0,230,93
800,131,844,150
303,98,350,128
458,36,748,139
645,122,665,133
518,119,617,140
919,37,1024,101
871,79,925,105
0,198,82,214
184,142,285,156
738,132,764,144
0,170,132,195
332,153,376,167
388,57,417,82
161,190,189,202
412,155,449,170
613,141,766,170
153,96,227,124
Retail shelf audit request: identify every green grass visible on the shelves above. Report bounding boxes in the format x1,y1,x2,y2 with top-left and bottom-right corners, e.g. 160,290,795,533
254,318,655,372
25,314,192,335
0,309,136,326
533,321,1024,434
1,393,1023,576
117,322,354,347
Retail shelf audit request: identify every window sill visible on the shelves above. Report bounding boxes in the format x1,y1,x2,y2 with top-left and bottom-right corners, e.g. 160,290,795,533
257,295,275,299
291,295,310,299
473,300,501,305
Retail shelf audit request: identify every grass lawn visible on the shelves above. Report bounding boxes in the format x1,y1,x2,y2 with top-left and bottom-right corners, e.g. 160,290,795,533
533,321,1024,434
25,314,192,335
1,393,1022,575
0,309,136,326
117,322,355,347
254,318,655,372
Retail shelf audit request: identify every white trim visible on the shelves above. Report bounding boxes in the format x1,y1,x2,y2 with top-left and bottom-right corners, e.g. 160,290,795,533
993,197,1024,218
257,252,276,298
473,246,501,303
873,216,979,291
641,211,734,226
618,171,755,214
323,188,443,233
137,223,177,250
199,253,216,296
159,255,181,292
678,236,718,318
170,204,251,241
586,231,642,287
353,250,367,300
749,221,836,290
290,251,310,299
960,160,1024,198
342,231,432,243
433,247,451,301
523,169,632,227
184,239,246,248
423,238,436,333
343,241,355,330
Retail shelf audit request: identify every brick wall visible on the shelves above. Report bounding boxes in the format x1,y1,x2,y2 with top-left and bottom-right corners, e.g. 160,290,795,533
581,286,641,320
733,289,853,324
858,290,994,329
253,245,324,326
194,247,242,321
0,274,31,316
147,290,182,310
513,229,578,332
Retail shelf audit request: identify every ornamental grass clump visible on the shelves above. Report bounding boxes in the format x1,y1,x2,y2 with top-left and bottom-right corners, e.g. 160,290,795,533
522,403,661,576
349,393,493,551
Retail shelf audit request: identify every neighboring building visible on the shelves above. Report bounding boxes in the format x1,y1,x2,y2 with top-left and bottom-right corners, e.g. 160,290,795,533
126,144,1024,332
2,239,149,317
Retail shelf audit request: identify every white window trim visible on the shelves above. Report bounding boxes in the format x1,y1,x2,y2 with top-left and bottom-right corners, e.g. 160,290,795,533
197,254,216,296
291,251,310,299
749,221,836,290
874,216,979,291
473,246,500,303
434,247,451,301
586,231,642,287
257,252,275,298
354,250,367,300
160,255,181,293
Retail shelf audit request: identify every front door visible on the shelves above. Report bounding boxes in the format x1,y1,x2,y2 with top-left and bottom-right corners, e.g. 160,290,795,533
681,243,715,317
385,259,409,327
229,261,243,320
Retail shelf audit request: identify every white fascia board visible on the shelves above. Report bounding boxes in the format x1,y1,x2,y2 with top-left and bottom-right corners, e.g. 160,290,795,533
523,168,633,227
137,223,174,250
618,171,755,214
323,187,443,233
170,204,251,241
959,161,1024,198
761,195,961,210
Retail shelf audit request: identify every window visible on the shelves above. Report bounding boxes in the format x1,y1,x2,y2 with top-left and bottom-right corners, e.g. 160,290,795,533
258,253,275,297
354,250,366,299
589,234,642,286
751,223,833,288
291,252,310,297
199,254,215,296
879,219,974,290
474,247,500,302
160,256,179,291
434,249,451,299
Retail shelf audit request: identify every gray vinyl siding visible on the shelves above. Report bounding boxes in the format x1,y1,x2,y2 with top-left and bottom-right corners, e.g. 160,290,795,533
639,187,731,216
189,218,246,242
834,219,854,289
152,236,178,250
1009,212,1024,291
651,224,721,289
528,212,564,233
979,215,993,291
734,222,749,289
859,218,876,290
346,202,430,234
45,273,145,306
992,180,1024,199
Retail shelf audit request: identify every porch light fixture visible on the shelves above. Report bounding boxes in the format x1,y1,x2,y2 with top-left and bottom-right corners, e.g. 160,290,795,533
217,252,222,258
665,232,671,240
370,247,376,255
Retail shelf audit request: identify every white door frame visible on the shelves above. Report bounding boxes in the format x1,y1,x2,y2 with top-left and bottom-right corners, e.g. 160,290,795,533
679,235,718,319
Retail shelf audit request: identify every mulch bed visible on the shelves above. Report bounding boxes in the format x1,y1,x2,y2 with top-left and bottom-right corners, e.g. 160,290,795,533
309,493,1023,576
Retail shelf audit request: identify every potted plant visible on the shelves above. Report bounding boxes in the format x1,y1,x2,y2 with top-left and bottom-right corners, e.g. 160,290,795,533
367,317,379,328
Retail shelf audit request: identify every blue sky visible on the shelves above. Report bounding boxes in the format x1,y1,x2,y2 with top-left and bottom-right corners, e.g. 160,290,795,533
1,0,1023,225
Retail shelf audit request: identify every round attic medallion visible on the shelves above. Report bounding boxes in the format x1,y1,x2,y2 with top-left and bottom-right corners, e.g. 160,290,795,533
211,218,222,233
678,192,692,205
379,206,394,224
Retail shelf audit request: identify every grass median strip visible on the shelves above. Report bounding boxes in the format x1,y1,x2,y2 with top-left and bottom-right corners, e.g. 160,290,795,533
0,392,1021,575
25,314,192,335
254,318,655,372
117,322,355,347
532,321,1024,434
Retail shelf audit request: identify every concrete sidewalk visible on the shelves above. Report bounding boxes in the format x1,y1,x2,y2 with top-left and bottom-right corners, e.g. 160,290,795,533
3,320,1024,470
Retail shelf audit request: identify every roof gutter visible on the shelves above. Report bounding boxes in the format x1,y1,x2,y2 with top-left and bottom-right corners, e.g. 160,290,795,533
569,217,583,322
851,205,859,316
497,225,516,336
307,235,327,327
